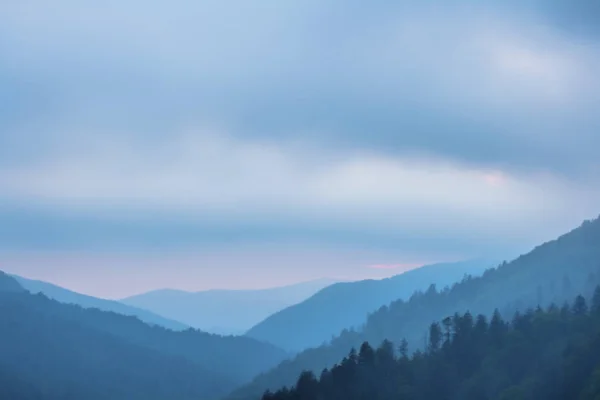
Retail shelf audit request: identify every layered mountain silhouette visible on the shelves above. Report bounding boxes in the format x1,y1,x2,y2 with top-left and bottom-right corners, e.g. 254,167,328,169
227,216,600,400
13,274,188,331
262,289,600,400
0,272,288,400
122,279,335,335
246,260,492,352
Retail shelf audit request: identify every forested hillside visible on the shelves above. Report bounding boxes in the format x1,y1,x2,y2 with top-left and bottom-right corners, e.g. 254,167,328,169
247,260,490,352
263,290,600,400
0,272,288,400
0,367,44,400
0,276,230,399
228,217,600,400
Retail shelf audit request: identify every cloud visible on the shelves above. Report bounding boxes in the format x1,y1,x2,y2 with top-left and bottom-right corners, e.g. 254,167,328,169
1,128,598,247
0,0,599,287
1,1,599,178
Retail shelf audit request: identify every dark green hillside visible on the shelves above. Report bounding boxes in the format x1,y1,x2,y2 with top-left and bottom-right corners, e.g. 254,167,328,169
0,272,288,400
0,292,233,399
229,216,600,400
2,279,288,384
264,290,600,400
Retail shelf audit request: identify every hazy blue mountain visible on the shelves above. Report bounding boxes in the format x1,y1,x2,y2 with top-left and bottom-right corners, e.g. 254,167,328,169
262,291,600,400
0,271,25,293
0,275,232,400
0,271,288,400
122,278,336,334
13,274,188,331
246,260,493,352
227,216,600,400
0,366,43,400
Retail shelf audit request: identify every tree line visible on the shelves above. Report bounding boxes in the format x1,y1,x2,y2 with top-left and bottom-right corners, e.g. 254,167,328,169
263,288,600,400
227,217,600,400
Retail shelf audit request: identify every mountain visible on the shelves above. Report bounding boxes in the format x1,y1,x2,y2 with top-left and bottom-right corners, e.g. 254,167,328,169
246,260,492,352
227,216,600,400
122,278,336,335
0,270,25,293
12,274,188,331
0,272,288,400
263,290,600,400
0,273,231,400
0,366,45,400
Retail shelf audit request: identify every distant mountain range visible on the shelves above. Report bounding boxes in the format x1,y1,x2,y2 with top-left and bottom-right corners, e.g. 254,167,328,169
0,271,288,400
228,217,600,400
6,215,600,400
246,259,494,352
12,274,188,331
121,278,336,335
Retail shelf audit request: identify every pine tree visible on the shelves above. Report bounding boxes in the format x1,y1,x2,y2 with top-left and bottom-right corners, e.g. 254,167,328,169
489,309,505,348
263,291,600,400
442,316,453,346
358,342,375,365
294,371,319,400
428,322,442,352
398,338,409,359
591,286,600,315
572,295,588,315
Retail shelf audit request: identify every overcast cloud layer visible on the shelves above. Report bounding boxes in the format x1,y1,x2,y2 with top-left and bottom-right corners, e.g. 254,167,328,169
1,1,599,296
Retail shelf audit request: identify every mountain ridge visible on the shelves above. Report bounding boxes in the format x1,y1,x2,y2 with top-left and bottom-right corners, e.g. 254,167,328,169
122,278,337,334
12,274,189,331
227,216,600,400
0,270,289,399
246,259,493,352
126,278,338,298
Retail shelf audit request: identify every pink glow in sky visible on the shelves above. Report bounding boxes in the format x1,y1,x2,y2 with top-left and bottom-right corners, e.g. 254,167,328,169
0,249,439,299
366,263,424,270
483,171,507,187
2,1,599,301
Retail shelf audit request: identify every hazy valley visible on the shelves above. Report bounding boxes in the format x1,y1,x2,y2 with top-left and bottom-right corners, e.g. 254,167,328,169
2,1,600,399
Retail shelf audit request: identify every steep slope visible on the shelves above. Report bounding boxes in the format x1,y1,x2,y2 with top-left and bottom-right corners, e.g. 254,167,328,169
263,290,600,400
122,278,335,334
13,274,188,331
246,260,492,352
0,271,289,399
0,367,43,400
0,300,232,399
227,216,600,400
0,273,232,400
0,270,25,293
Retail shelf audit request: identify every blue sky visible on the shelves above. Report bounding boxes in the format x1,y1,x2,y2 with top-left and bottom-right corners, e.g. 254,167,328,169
1,1,599,298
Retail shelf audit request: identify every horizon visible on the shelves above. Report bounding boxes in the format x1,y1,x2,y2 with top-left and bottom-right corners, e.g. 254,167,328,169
1,250,556,300
3,260,429,300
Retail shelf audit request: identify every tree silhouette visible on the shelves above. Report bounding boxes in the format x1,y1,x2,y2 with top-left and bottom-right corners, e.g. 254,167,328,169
263,288,600,400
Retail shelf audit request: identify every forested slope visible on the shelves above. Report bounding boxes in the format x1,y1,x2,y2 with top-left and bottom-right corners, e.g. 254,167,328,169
228,217,600,400
264,290,600,400
0,272,288,400
247,260,490,352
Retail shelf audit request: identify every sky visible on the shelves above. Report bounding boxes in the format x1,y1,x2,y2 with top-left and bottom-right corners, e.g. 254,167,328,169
1,1,599,298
